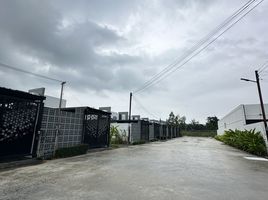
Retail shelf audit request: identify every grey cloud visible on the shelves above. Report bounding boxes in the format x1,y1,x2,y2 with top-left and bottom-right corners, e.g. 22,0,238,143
0,0,146,92
0,0,267,122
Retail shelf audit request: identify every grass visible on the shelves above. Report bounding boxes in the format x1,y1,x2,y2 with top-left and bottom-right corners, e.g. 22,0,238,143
215,129,267,156
181,130,217,137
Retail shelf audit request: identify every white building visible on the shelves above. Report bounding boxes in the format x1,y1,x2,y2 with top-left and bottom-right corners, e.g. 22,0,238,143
217,104,268,143
29,87,66,108
43,95,66,108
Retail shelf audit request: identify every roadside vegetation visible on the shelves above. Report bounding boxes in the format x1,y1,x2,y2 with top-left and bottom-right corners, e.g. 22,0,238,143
215,129,267,156
110,125,127,147
181,130,217,137
167,112,218,137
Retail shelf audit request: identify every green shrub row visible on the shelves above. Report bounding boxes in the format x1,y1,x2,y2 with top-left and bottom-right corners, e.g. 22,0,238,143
215,129,267,156
54,144,89,158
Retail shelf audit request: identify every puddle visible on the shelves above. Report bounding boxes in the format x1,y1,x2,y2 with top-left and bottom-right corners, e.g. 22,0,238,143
244,156,268,161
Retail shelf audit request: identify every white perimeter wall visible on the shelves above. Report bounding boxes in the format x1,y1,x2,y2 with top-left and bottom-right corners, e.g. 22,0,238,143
217,105,246,135
217,104,268,149
244,104,268,120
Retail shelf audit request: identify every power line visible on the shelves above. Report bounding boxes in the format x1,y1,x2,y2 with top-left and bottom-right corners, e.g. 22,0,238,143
136,1,264,94
134,0,264,94
258,61,268,73
134,0,262,94
132,96,159,119
134,0,256,94
0,61,63,83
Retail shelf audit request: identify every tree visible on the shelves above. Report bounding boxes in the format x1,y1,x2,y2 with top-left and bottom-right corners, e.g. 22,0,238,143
167,112,181,127
167,112,175,126
178,116,186,130
206,116,219,130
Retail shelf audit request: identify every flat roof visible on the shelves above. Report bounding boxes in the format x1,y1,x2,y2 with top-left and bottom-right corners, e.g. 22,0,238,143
62,106,111,115
0,87,46,101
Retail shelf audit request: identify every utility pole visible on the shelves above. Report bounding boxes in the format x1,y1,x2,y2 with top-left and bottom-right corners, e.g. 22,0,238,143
59,81,66,109
255,71,268,133
54,81,66,156
241,71,267,139
128,92,133,144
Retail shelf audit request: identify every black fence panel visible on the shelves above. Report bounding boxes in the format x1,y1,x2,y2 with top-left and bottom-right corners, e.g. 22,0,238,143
162,125,167,139
154,123,160,139
168,126,172,139
83,108,110,148
141,120,149,142
0,87,44,158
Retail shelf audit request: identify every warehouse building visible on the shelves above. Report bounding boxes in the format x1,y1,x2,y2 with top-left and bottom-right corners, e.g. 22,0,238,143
217,104,268,144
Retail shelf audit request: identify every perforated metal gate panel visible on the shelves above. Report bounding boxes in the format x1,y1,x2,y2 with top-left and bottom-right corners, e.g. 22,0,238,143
0,89,44,158
84,110,110,148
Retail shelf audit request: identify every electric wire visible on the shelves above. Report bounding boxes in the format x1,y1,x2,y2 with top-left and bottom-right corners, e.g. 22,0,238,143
134,0,256,94
136,0,264,94
0,61,63,83
132,96,159,119
133,0,264,94
258,61,268,73
134,0,262,94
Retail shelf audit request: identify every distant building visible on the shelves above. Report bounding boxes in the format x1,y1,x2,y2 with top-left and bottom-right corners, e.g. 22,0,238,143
217,104,268,143
99,107,118,121
44,95,67,108
29,87,66,108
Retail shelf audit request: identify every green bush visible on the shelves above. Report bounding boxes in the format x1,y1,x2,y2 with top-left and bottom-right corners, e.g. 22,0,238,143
182,130,217,137
110,125,127,145
215,129,267,156
54,144,88,158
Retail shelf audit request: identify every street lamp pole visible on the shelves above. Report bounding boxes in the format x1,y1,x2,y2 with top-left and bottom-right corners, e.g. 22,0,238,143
128,92,132,144
255,71,268,131
53,81,66,157
241,70,267,139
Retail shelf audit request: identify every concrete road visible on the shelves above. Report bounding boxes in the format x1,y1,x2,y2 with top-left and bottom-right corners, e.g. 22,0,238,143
1,137,268,200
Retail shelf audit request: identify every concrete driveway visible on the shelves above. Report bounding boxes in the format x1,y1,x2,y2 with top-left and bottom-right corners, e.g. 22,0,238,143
1,137,268,200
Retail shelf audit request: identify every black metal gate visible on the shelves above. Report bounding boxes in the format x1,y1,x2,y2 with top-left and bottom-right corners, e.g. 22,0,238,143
154,123,160,139
0,87,44,158
83,108,110,148
168,126,172,139
162,125,167,139
141,120,149,141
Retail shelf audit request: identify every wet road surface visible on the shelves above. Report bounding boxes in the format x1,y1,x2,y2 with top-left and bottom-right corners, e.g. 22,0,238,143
1,137,268,200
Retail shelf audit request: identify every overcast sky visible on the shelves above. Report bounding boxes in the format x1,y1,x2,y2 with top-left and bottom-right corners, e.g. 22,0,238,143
0,0,268,123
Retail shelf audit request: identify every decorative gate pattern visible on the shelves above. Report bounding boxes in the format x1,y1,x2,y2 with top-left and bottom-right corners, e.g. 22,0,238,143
84,108,110,148
0,87,44,158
